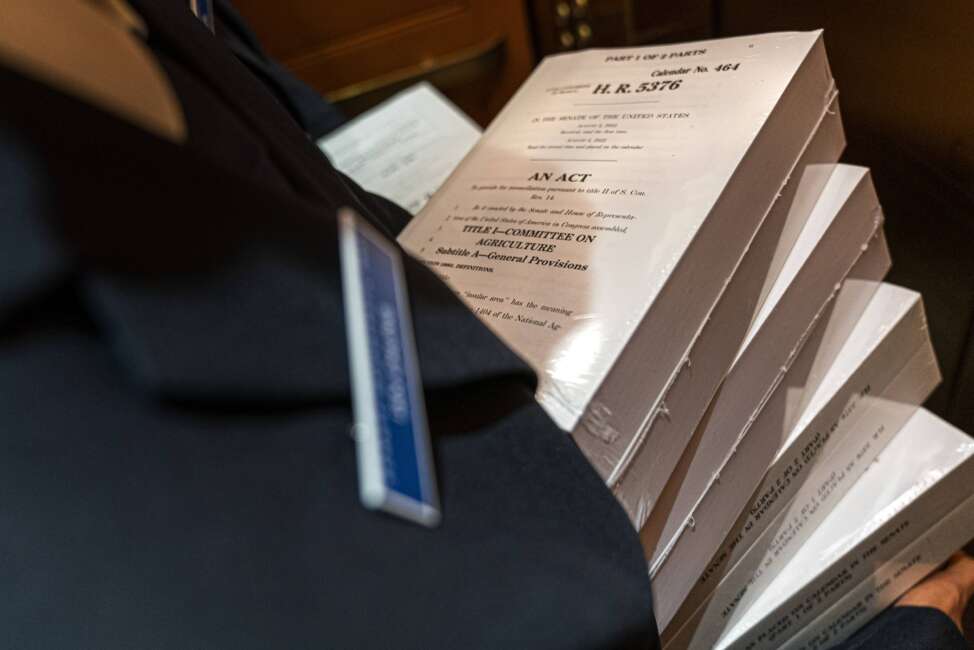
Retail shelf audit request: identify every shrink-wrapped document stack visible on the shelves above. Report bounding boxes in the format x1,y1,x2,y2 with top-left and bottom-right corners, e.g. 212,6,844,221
321,30,974,650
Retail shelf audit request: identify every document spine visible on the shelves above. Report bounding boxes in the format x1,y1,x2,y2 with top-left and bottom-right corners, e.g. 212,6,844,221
663,287,938,649
614,103,845,528
723,435,974,650
784,489,974,650
650,211,887,630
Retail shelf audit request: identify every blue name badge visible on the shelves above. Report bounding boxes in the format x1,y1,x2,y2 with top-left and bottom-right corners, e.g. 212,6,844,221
338,208,441,527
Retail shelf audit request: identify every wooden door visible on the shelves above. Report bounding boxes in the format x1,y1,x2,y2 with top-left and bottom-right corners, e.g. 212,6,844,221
233,0,536,126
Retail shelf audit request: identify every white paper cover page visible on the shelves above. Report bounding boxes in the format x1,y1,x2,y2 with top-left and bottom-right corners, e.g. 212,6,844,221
319,83,482,215
399,32,824,432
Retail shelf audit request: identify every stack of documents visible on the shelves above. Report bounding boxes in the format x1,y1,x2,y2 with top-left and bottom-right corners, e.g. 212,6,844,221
321,30,974,649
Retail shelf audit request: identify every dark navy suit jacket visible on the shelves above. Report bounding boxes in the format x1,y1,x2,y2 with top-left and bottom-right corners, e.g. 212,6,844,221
0,1,965,648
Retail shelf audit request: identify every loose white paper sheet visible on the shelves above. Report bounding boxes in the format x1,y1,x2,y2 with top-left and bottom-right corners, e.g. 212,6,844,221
319,83,482,215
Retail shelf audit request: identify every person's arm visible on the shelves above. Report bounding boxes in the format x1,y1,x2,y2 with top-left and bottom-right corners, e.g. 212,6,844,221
897,552,974,632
